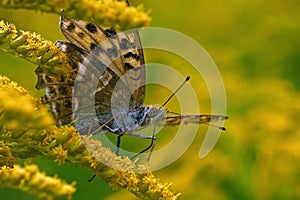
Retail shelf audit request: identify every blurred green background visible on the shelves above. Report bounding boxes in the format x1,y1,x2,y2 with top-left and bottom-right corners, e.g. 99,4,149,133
1,0,300,199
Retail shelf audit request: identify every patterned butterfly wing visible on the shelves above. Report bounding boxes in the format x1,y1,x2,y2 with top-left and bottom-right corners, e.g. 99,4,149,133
59,16,145,134
59,16,145,107
35,52,80,126
36,16,145,134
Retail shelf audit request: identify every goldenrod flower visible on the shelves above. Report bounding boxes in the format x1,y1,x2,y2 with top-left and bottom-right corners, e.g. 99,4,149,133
0,0,151,30
0,164,76,200
0,20,72,76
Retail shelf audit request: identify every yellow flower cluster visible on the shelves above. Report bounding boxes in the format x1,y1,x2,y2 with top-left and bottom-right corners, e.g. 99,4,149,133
0,75,53,167
0,164,76,200
0,76,53,138
0,77,179,199
0,20,72,77
0,0,151,30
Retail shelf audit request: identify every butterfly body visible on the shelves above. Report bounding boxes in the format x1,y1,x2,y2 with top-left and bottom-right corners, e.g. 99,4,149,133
98,105,167,133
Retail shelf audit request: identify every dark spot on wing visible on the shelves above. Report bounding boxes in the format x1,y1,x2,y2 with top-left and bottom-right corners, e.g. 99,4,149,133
58,75,65,82
124,52,139,60
86,23,98,34
55,102,61,111
45,76,53,83
104,28,117,37
107,48,118,58
77,32,85,38
120,38,130,50
124,63,134,70
130,42,136,49
66,23,75,31
64,100,72,108
69,60,79,69
49,87,56,96
91,45,104,55
90,43,97,50
59,86,68,94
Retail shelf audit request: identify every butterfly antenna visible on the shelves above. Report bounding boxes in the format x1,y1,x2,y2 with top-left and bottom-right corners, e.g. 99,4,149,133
159,76,190,110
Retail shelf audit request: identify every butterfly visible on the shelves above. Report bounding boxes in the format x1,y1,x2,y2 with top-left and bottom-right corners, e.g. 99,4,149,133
35,13,227,158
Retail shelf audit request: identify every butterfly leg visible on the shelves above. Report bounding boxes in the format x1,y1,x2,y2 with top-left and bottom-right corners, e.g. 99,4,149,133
146,124,157,161
115,114,155,161
88,174,96,182
127,124,157,161
130,135,156,161
115,131,125,155
126,133,156,161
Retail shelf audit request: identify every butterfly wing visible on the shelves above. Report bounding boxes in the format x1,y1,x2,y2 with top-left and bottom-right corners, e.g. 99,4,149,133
35,41,84,125
59,16,145,107
36,15,145,134
55,16,145,134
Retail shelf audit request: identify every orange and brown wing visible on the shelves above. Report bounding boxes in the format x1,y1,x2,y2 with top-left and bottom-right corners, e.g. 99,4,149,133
60,16,145,107
36,15,145,133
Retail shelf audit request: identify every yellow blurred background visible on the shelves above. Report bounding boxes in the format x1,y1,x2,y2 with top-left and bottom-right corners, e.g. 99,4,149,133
1,0,300,199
